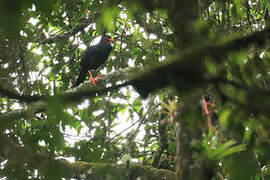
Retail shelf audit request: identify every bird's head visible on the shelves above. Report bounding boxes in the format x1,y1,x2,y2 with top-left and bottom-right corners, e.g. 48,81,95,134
102,35,114,44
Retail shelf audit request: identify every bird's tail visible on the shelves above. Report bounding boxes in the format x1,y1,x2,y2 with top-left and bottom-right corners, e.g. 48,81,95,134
73,69,87,87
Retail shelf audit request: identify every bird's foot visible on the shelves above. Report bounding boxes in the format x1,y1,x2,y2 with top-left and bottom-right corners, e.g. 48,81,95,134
89,77,97,86
96,74,104,81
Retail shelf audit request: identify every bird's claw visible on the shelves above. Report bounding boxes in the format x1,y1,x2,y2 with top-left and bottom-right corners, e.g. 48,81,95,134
89,77,97,86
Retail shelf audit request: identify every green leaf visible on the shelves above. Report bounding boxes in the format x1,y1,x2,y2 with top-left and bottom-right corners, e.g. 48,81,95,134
132,97,142,112
121,154,132,164
101,7,119,32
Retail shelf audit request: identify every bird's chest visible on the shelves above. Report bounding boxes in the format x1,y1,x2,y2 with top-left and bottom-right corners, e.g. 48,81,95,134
83,48,110,70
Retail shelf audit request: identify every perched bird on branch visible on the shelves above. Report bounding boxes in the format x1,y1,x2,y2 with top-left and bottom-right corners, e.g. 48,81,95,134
73,34,114,87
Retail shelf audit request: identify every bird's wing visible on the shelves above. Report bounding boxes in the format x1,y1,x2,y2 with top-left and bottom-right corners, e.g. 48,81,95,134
80,46,95,66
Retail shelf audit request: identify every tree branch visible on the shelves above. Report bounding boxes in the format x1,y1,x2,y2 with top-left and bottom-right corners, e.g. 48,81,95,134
131,26,270,97
0,67,138,130
0,67,138,103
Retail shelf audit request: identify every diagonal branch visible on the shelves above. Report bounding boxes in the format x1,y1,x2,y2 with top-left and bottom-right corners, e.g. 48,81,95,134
131,26,270,97
0,67,138,103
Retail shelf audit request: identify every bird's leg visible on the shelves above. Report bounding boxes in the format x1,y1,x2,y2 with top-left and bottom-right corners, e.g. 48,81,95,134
88,70,97,86
96,74,104,81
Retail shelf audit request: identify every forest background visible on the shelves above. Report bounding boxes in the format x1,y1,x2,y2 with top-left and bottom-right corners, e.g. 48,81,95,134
0,0,270,179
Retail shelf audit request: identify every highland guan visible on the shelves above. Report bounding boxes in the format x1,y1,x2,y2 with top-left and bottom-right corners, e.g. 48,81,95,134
73,35,114,87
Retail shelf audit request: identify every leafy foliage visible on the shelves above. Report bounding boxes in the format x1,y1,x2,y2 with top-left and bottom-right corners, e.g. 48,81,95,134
0,0,270,179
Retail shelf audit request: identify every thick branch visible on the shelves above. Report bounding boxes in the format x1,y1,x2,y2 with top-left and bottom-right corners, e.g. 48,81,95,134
0,67,138,103
131,26,270,97
0,67,138,130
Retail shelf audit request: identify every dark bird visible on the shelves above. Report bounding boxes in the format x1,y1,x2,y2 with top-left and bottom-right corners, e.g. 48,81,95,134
73,35,114,87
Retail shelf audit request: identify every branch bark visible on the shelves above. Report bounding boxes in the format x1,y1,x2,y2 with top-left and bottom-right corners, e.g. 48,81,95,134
131,26,270,97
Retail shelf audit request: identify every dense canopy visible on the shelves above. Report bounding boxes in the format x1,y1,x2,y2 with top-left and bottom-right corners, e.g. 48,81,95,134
0,0,270,179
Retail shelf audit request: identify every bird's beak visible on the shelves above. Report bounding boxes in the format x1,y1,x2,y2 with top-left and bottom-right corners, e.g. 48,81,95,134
108,37,114,42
